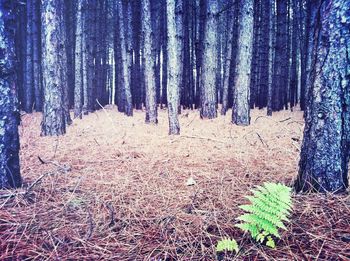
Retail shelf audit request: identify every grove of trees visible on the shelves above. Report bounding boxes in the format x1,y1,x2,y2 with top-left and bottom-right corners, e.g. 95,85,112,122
0,0,349,193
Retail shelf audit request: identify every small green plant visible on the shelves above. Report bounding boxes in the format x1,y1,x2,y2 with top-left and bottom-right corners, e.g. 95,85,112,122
216,238,239,253
235,182,292,248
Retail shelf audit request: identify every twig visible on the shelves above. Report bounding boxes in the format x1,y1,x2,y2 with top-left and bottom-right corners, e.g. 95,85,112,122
38,156,71,173
256,132,268,148
279,117,292,123
179,135,226,144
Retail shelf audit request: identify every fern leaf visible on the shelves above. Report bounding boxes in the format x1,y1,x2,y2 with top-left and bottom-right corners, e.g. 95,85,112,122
236,182,293,248
216,238,239,253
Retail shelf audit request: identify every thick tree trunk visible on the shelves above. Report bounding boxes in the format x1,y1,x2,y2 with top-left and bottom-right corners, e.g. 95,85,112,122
295,0,350,193
74,0,83,119
166,0,180,135
41,0,66,136
200,0,218,119
232,0,254,126
142,0,158,123
0,0,21,189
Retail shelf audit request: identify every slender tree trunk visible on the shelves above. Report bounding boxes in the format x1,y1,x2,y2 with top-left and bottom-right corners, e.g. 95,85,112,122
58,0,72,125
161,0,168,108
82,0,89,115
257,0,270,109
64,0,75,108
232,0,254,126
267,0,275,116
142,0,158,123
0,0,21,188
289,0,298,110
166,0,180,134
32,0,42,112
200,0,218,119
249,0,260,109
74,0,83,119
41,0,67,136
116,0,133,116
272,0,288,111
24,0,34,113
295,0,349,193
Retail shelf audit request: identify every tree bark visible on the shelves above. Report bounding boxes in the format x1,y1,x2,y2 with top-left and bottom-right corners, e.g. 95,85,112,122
41,0,67,136
200,0,218,119
24,0,34,113
74,0,83,119
166,0,180,135
295,0,350,193
142,0,158,123
0,0,21,188
232,0,254,126
116,0,133,116
32,0,42,112
272,0,288,111
257,0,270,109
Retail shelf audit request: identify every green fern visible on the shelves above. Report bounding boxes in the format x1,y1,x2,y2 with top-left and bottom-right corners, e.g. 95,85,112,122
216,238,239,253
235,182,292,248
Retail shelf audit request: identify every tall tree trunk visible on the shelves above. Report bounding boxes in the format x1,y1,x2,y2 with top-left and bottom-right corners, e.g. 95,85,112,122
116,0,133,116
166,0,180,135
161,0,168,108
289,0,298,110
295,0,349,193
58,0,72,125
221,0,239,115
232,0,254,126
82,0,89,115
200,0,218,119
24,0,34,113
0,0,21,188
142,0,158,123
249,0,260,109
32,0,42,112
41,0,67,136
267,0,276,116
64,0,75,108
74,0,83,119
272,0,288,111
257,0,270,109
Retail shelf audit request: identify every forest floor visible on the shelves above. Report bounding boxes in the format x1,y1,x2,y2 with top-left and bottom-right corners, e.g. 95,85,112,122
0,106,349,260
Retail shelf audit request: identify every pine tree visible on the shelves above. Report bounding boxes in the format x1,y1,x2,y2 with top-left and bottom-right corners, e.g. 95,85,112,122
166,0,180,134
41,0,67,136
232,0,254,126
295,0,350,193
0,0,22,188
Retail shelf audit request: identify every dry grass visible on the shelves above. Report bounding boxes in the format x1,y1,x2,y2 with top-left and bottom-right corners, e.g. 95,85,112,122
0,106,349,260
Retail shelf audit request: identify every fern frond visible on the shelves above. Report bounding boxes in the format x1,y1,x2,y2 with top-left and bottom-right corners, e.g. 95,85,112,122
216,238,239,253
236,182,293,248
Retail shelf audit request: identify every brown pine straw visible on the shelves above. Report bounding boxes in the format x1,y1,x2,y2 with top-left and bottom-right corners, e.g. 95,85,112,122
0,106,349,260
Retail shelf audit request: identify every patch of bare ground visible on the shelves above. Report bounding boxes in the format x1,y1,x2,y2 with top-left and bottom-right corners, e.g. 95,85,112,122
0,106,349,260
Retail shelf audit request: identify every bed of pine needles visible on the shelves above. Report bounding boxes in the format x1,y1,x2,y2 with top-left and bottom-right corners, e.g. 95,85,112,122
0,106,349,260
